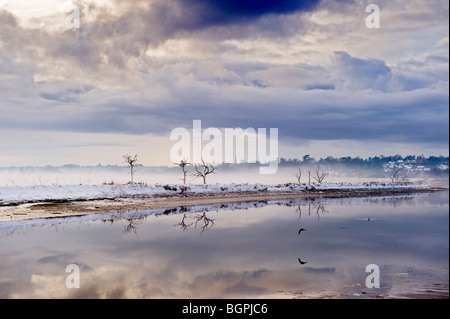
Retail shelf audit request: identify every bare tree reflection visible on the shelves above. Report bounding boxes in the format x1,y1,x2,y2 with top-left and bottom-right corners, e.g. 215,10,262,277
122,218,142,234
296,202,330,221
174,212,215,234
193,213,215,234
174,214,190,232
101,216,143,234
308,204,329,220
102,219,115,225
4,226,30,237
296,204,302,219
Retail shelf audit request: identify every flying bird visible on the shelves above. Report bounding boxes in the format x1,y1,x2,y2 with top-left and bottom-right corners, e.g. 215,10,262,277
298,258,307,265
298,228,307,234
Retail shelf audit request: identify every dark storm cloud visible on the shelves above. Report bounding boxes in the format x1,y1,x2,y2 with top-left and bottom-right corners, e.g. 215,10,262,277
25,0,317,70
200,0,321,16
176,0,321,27
41,0,322,69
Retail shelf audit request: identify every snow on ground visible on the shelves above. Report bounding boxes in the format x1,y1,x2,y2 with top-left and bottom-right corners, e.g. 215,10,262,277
0,181,421,205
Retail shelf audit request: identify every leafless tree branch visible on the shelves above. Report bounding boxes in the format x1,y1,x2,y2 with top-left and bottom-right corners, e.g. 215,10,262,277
295,167,302,185
388,166,409,183
191,160,216,184
312,165,329,184
175,159,190,184
123,154,139,184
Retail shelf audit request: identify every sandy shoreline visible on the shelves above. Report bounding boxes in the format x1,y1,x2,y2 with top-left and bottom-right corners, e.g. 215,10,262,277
0,186,446,222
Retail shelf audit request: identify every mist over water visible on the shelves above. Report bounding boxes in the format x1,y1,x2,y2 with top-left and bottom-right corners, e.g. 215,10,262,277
0,165,448,187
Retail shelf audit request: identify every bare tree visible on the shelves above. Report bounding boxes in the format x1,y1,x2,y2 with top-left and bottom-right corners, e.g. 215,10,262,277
123,154,139,184
192,160,216,184
388,166,408,183
399,167,410,181
176,159,190,184
312,165,329,184
295,167,302,185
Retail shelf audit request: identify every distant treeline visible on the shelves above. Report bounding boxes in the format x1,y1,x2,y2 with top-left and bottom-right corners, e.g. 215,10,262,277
279,154,449,168
275,155,449,177
209,154,450,176
2,155,448,173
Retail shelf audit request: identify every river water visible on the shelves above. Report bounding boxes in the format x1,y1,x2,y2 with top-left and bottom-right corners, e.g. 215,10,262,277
0,191,448,299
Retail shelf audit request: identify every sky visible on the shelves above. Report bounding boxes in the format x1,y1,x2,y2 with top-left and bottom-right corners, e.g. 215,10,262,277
0,0,448,167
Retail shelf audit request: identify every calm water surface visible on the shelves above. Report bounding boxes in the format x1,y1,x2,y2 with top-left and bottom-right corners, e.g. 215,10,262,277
0,191,448,299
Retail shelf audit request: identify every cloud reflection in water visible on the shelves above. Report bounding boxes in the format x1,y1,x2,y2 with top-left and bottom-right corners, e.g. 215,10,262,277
0,192,448,298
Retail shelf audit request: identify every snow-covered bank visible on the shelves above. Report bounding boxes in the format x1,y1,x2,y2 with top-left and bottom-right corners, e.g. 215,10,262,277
0,181,428,206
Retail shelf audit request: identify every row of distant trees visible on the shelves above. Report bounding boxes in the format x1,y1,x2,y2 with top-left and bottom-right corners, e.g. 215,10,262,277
280,154,449,169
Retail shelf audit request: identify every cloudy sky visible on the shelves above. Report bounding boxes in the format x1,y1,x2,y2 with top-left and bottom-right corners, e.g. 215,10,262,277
0,0,448,167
